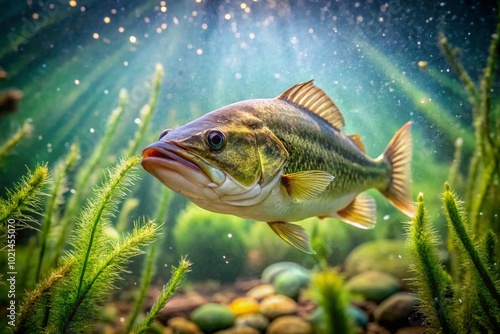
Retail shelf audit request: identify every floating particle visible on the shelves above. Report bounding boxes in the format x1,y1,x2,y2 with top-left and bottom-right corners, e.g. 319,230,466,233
418,60,428,70
192,10,197,16
249,32,255,39
144,17,150,23
383,214,390,220
161,23,167,29
196,48,203,55
228,233,233,238
104,16,111,23
129,36,137,43
111,8,117,14
134,118,141,124
118,27,124,33
160,0,166,5
89,128,94,133
161,6,167,12
69,0,77,7
156,27,162,33
173,17,179,25
224,13,231,20
80,6,85,12
123,61,129,66
32,13,39,19
74,79,80,85
93,33,99,39
241,3,247,9
245,7,251,13
202,23,208,29
104,89,109,94
235,73,242,79
196,0,202,2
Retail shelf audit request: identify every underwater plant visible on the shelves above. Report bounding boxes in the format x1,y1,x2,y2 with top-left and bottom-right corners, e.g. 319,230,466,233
406,184,500,333
307,268,355,334
438,16,500,240
0,119,33,162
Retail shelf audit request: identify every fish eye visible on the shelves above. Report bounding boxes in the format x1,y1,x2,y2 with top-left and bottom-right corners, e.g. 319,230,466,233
206,130,226,151
158,128,171,140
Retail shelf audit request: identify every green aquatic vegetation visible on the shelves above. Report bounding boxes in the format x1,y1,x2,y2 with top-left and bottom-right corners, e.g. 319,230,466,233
14,157,162,333
134,256,192,334
0,163,49,246
406,184,500,333
35,144,79,282
307,268,355,334
0,119,33,162
438,10,500,239
53,89,129,264
125,188,173,333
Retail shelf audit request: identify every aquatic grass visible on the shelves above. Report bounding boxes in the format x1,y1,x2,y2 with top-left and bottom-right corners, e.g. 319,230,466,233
0,164,49,245
134,256,192,334
307,269,355,334
53,89,128,265
0,119,33,162
442,183,500,311
438,8,500,239
125,188,172,333
406,184,500,332
405,193,457,334
125,63,163,157
35,144,79,282
116,197,140,233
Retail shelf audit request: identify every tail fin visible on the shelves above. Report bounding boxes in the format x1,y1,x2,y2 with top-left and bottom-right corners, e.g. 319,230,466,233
378,121,415,217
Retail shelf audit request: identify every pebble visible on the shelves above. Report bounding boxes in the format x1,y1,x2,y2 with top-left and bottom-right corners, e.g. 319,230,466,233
266,316,313,334
167,317,201,334
191,303,235,333
260,294,297,319
214,326,260,334
229,297,260,316
235,313,269,332
374,292,421,330
261,262,309,284
345,270,402,302
246,284,275,301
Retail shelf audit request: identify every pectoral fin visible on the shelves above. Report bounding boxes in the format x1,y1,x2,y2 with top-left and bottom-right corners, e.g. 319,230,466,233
267,221,316,254
337,193,377,229
281,170,334,203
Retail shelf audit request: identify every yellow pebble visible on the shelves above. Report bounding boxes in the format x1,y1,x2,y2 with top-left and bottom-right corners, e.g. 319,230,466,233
229,297,260,316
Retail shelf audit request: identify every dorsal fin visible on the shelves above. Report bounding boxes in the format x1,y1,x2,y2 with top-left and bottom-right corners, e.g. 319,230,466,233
277,80,345,130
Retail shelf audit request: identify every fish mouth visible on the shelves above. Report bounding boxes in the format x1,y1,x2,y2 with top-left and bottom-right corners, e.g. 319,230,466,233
141,141,215,188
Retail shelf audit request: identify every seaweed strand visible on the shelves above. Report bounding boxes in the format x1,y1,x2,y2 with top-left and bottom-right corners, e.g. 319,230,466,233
0,119,33,162
134,256,192,334
405,193,457,333
442,183,500,309
35,144,79,282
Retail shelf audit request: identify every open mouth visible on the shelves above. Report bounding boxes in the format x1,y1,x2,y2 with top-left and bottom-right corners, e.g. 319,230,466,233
141,141,203,173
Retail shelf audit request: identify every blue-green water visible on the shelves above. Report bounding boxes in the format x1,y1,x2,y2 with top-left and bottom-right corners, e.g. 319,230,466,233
0,1,498,331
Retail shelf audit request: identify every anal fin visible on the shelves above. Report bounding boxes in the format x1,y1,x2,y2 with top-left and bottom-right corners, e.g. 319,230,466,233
337,193,376,229
267,221,316,254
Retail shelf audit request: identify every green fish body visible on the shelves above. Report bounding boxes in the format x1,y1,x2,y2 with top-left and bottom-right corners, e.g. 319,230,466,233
142,81,414,253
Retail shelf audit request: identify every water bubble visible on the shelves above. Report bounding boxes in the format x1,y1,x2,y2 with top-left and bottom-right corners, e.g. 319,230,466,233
89,128,95,133
134,118,141,124
383,214,390,220
228,233,233,238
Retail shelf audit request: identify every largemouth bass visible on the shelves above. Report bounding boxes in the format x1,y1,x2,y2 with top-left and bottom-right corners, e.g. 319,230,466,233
142,81,415,253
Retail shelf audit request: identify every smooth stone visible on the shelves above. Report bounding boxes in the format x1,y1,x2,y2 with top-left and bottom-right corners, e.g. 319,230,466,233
229,297,260,316
167,317,201,334
246,284,275,301
215,326,260,334
345,270,402,302
261,262,309,284
374,292,421,330
344,240,411,283
260,294,297,319
273,269,310,300
191,303,235,333
266,316,313,334
235,313,269,332
348,305,369,327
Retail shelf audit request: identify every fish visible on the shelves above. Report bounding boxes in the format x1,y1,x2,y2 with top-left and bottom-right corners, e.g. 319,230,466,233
141,80,415,254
